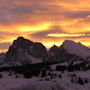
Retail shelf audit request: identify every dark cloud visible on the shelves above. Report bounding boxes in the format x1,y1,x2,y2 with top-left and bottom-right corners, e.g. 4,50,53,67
29,26,65,38
0,42,11,50
0,0,89,27
0,31,20,42
1,0,88,25
63,11,90,19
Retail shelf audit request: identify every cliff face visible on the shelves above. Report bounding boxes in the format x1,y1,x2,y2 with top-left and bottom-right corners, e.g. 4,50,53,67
5,37,47,65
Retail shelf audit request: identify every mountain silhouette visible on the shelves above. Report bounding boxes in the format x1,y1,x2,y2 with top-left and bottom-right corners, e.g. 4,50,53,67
0,37,90,66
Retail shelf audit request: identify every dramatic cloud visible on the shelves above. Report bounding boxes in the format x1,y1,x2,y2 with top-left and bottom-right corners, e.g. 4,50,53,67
0,0,90,52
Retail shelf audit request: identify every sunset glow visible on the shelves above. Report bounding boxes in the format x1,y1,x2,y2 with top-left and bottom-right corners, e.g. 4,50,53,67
18,23,52,32
0,0,90,52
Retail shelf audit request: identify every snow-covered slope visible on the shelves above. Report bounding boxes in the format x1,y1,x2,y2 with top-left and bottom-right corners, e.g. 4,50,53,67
45,40,90,63
62,40,90,59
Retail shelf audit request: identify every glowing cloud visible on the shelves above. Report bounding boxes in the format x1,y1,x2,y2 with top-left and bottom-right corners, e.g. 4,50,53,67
18,23,53,32
0,0,90,52
47,33,84,37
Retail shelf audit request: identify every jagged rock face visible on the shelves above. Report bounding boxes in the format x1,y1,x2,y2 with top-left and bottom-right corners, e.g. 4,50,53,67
0,53,6,65
44,45,61,62
6,37,47,65
13,37,33,49
29,42,47,58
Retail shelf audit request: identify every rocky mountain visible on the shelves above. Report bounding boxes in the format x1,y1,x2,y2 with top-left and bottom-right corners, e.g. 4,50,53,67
49,45,60,56
0,37,90,66
61,40,90,58
5,37,47,66
44,45,60,62
46,40,90,63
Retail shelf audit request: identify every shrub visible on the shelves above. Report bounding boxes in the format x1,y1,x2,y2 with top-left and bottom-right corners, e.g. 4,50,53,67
78,77,84,85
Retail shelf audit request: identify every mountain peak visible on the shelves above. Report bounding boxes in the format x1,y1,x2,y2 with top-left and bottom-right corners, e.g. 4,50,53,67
63,40,77,45
49,45,59,52
12,36,33,49
61,40,90,58
48,45,60,57
17,36,25,40
51,45,58,49
62,40,84,48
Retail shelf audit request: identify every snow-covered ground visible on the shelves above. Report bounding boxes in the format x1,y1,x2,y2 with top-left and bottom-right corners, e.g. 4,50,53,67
56,71,90,90
0,72,65,90
0,70,90,90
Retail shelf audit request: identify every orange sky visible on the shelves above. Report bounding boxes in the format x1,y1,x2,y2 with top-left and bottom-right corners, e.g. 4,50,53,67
0,0,90,52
